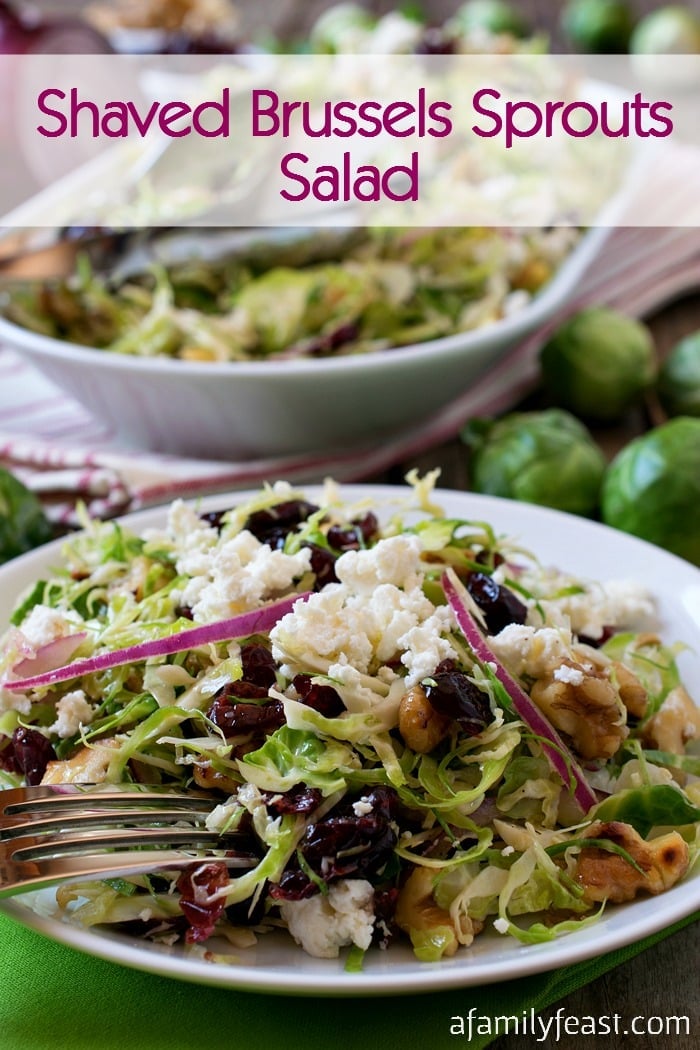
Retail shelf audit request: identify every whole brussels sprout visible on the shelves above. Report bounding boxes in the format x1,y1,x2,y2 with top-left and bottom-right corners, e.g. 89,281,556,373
540,307,657,422
561,0,636,53
630,5,700,52
657,331,700,417
601,417,700,565
462,409,606,516
0,467,52,564
449,0,528,38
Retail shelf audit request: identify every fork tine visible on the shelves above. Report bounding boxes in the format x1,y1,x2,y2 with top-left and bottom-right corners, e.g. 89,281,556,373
0,785,214,817
0,809,221,839
10,826,252,856
0,845,256,899
0,784,254,900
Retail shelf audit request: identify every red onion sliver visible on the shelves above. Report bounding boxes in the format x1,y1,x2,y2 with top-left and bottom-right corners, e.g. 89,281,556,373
442,570,598,815
11,632,88,678
5,593,310,693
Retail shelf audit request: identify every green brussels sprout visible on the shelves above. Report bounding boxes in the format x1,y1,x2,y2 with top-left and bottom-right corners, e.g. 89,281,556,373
630,5,700,53
561,0,636,53
449,0,528,39
462,409,606,516
601,417,700,565
657,332,700,417
0,467,52,564
539,307,657,422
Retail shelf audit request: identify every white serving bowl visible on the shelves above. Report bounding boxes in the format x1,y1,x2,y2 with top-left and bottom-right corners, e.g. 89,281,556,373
0,227,607,460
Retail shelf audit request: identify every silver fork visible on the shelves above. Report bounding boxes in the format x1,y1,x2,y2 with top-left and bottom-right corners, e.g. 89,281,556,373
0,785,256,899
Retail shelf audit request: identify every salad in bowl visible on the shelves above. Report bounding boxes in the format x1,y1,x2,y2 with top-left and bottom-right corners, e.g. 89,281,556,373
0,476,698,969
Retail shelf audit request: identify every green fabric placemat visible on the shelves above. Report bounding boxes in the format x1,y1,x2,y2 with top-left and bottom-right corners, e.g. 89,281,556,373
1,908,697,1050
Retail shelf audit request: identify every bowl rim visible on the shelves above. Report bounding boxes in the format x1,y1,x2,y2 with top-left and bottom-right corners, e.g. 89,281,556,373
0,225,609,378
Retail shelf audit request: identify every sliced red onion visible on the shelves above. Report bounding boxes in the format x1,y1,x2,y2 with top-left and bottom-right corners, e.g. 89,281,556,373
5,593,309,693
442,570,598,816
11,632,88,678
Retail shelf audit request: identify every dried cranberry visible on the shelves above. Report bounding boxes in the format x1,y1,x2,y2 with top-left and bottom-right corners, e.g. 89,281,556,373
303,543,338,589
361,786,401,822
207,697,285,737
466,572,527,635
225,887,268,927
269,867,317,902
299,788,399,880
117,916,188,938
269,788,400,900
415,28,457,54
578,626,617,648
302,321,360,357
176,862,229,943
372,886,400,948
263,784,323,815
475,549,505,570
240,643,278,689
224,680,270,701
199,510,227,530
174,604,194,620
9,727,56,785
424,671,493,736
244,500,319,549
327,511,380,552
293,674,345,718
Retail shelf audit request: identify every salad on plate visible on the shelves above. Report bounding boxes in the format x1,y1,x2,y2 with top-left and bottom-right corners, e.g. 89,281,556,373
0,476,698,965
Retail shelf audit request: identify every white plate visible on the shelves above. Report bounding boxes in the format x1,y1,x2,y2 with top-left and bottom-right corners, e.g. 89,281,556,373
1,485,699,996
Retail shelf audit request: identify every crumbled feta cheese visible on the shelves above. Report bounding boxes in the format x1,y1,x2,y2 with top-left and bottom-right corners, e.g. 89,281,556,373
493,917,510,934
518,566,655,640
151,499,219,577
489,624,574,678
397,605,457,686
553,664,585,686
18,605,81,649
353,797,373,817
502,289,531,317
366,12,422,53
48,690,95,738
279,879,375,958
335,534,424,594
270,535,458,712
177,530,311,622
501,845,515,857
0,684,31,716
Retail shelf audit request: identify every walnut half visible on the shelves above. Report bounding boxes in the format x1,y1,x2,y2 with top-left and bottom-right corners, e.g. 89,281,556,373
574,820,689,904
530,661,628,760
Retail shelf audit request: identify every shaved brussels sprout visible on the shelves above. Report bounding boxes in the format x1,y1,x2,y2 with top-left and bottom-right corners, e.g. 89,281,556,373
462,409,606,516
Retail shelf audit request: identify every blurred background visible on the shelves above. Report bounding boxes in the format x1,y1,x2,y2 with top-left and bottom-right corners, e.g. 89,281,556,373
2,1,700,51
3,0,700,208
